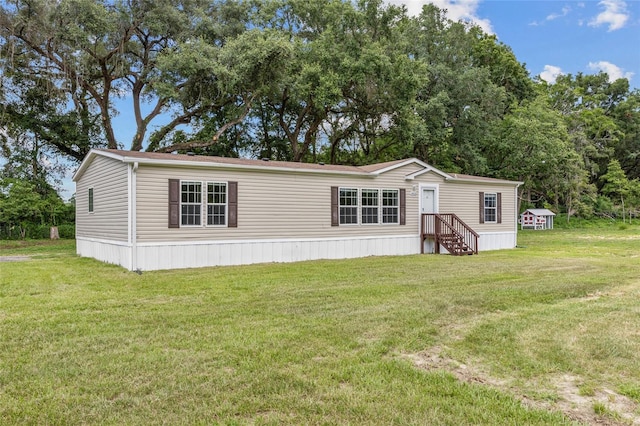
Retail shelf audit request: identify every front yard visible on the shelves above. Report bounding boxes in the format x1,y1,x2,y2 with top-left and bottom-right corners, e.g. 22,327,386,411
1,226,639,424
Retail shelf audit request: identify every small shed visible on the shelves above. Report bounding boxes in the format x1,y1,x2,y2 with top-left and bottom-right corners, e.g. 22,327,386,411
520,208,556,230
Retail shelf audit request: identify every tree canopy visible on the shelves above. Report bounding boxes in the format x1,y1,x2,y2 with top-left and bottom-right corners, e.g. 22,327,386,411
1,0,639,226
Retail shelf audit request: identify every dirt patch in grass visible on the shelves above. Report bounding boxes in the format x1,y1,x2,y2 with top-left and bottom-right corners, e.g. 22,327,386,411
405,348,640,425
0,240,64,250
0,255,31,262
576,235,640,241
547,374,639,425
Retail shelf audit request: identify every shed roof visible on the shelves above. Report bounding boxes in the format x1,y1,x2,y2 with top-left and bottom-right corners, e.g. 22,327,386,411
522,208,556,216
73,149,521,186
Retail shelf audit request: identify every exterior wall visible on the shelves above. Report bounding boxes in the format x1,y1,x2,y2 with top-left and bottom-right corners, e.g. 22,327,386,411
75,155,131,266
135,163,424,243
413,173,518,252
437,180,518,232
75,155,129,241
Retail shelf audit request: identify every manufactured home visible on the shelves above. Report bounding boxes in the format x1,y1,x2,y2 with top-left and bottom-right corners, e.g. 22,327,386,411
73,149,522,271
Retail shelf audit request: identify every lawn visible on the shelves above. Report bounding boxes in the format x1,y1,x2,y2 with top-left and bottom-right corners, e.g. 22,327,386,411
1,226,639,425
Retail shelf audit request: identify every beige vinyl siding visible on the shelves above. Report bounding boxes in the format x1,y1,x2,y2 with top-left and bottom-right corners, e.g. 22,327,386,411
76,156,129,241
412,173,446,185
409,170,517,232
438,180,517,231
135,164,424,243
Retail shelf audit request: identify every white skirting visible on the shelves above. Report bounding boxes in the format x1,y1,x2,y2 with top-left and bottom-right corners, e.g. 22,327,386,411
423,231,517,254
136,235,420,271
477,231,517,251
78,235,421,271
77,232,517,271
76,237,132,270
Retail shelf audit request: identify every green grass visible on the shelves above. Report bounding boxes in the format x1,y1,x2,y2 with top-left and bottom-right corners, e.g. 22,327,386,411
1,225,639,424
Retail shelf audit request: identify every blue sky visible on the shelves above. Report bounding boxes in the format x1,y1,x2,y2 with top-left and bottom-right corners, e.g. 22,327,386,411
388,0,640,88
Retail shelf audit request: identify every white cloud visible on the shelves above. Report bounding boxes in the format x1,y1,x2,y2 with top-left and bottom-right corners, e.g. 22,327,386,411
587,61,634,81
546,5,571,21
530,5,571,26
539,65,564,83
589,0,629,31
386,0,494,34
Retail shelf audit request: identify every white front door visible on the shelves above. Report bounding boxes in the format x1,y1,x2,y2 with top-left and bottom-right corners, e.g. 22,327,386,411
421,188,436,214
421,188,437,254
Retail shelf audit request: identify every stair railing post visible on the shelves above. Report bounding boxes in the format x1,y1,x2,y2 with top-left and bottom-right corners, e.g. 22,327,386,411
435,215,440,254
420,214,425,254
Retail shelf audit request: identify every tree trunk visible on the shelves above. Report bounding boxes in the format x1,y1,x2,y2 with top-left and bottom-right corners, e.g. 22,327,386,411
50,226,60,240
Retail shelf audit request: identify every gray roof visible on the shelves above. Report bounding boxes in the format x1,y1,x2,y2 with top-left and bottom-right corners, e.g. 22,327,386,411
522,208,556,216
73,149,522,186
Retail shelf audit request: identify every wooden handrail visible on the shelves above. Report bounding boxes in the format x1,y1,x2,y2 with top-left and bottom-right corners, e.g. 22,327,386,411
421,213,478,255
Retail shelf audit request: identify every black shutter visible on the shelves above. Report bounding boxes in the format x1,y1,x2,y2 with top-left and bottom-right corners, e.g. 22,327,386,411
331,186,339,226
497,192,502,224
479,192,485,224
169,179,180,228
399,188,406,225
228,181,238,228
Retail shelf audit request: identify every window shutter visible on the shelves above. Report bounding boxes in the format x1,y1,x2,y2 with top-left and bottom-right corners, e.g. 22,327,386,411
168,179,180,228
399,188,406,225
497,192,502,224
479,192,485,224
228,181,238,228
331,186,339,226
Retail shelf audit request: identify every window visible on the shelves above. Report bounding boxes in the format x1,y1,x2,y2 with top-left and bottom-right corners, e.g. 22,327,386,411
382,190,399,224
361,189,379,224
484,193,497,223
207,182,227,226
181,181,202,226
339,188,358,224
169,179,236,229
331,187,403,226
88,188,94,213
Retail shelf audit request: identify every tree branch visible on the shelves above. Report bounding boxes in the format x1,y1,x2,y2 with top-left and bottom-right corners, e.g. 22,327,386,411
153,95,256,153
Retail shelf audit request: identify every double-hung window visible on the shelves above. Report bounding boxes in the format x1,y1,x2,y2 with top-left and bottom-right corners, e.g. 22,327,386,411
382,190,399,224
339,188,358,224
483,193,497,223
361,189,379,224
181,181,202,226
207,182,227,226
170,179,236,229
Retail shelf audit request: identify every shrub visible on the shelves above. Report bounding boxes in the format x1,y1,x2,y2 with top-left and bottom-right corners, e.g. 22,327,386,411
0,224,75,240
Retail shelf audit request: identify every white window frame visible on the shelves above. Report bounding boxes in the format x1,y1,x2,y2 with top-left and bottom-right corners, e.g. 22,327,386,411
361,189,379,225
484,192,498,223
381,189,399,224
180,181,202,226
206,182,228,227
339,187,359,225
338,187,402,226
